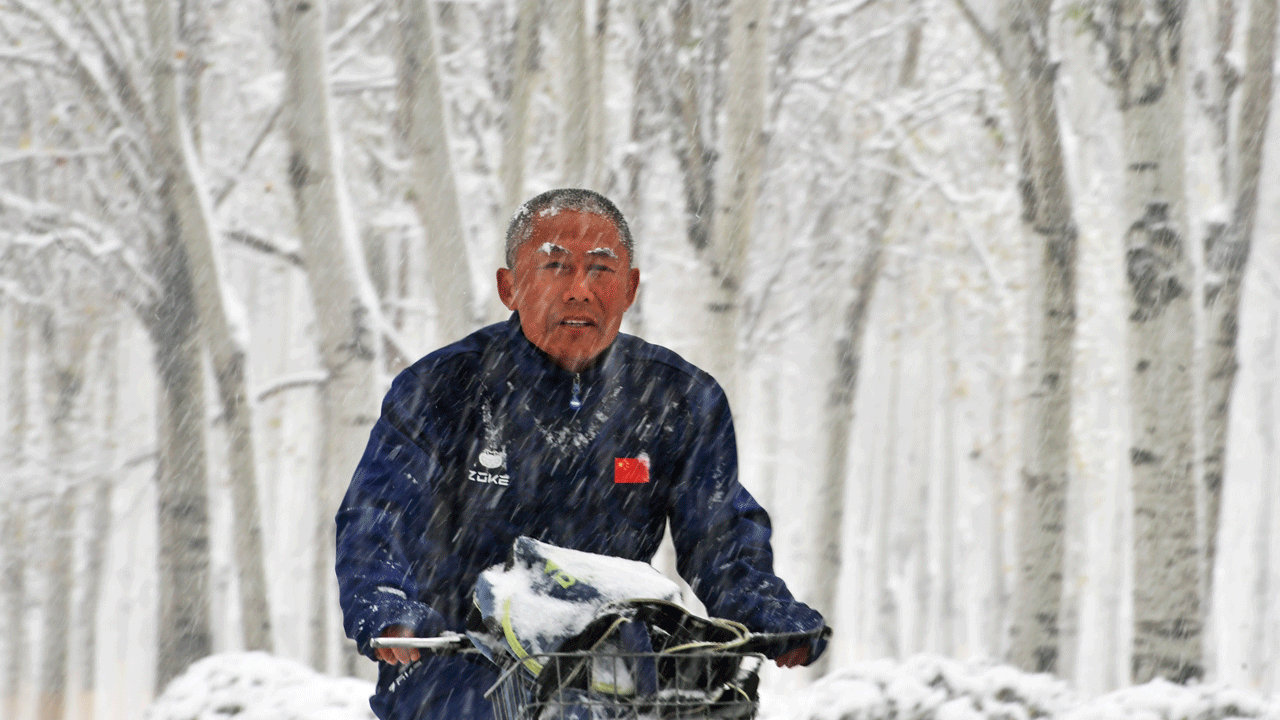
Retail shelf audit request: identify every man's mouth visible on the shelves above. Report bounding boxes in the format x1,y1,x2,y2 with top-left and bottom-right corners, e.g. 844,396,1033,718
559,318,596,328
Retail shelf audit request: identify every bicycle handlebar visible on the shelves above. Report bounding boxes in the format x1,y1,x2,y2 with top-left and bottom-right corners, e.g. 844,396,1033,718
369,626,831,655
370,634,477,653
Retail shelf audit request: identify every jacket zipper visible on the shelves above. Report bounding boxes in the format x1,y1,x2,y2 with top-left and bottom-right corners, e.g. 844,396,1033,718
570,373,582,410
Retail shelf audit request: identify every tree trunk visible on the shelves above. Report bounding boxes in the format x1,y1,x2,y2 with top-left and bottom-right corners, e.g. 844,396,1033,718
1105,0,1201,684
501,0,542,214
702,0,767,402
939,295,960,657
278,0,385,673
557,0,607,190
668,0,715,258
147,0,273,654
1,498,26,720
1252,309,1277,687
811,17,922,675
1202,0,1276,642
36,305,91,720
37,488,74,720
999,0,1079,676
78,319,120,720
395,0,478,343
3,304,30,720
149,227,214,691
875,277,906,659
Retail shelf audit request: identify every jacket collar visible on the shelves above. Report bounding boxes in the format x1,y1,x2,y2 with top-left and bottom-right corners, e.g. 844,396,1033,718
495,313,620,408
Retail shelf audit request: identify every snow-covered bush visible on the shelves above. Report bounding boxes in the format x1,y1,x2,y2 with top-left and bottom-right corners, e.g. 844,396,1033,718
768,655,1280,720
773,655,1076,720
146,652,376,720
1063,680,1280,720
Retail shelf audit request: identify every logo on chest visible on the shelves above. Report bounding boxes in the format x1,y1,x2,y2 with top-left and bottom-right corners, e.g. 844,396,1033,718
469,446,511,486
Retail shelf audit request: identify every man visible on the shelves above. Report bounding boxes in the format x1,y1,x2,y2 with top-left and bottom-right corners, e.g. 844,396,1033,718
336,189,826,720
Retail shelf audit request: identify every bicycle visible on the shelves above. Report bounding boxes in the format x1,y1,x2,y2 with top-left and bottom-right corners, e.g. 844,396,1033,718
372,628,824,720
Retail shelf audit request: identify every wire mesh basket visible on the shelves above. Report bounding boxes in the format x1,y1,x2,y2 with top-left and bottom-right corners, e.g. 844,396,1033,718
485,650,763,720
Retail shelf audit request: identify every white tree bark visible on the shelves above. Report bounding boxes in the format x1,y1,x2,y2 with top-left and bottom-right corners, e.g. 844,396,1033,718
78,320,119,720
36,305,92,720
1,497,25,720
501,0,541,214
984,0,1079,676
147,0,273,654
1202,0,1276,637
875,278,907,659
1097,0,1201,683
149,228,214,691
395,0,478,343
702,0,767,403
1252,310,1278,687
558,0,606,189
277,0,384,673
38,488,74,720
3,304,29,720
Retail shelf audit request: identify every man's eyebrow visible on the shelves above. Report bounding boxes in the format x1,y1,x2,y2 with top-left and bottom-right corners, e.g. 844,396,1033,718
536,242,569,255
587,247,618,259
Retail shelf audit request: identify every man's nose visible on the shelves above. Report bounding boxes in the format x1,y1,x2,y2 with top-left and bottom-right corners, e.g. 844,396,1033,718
563,267,592,302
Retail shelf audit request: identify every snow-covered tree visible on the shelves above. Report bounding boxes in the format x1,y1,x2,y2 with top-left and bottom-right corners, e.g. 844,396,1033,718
145,0,274,657
394,0,478,343
1200,0,1277,633
276,0,384,673
1087,0,1202,683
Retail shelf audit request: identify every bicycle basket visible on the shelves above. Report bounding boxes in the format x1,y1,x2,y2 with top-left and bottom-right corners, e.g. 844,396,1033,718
486,650,761,720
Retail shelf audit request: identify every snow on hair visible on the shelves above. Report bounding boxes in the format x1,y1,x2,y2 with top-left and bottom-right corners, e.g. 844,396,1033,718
504,189,635,268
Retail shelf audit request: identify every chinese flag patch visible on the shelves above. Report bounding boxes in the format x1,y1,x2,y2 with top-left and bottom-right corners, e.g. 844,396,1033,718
614,456,650,484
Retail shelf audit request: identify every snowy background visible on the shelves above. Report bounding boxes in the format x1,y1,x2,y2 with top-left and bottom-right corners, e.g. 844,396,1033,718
4,0,1280,718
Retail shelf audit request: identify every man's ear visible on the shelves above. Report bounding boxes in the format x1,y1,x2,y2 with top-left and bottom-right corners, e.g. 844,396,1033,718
496,267,517,310
624,268,640,310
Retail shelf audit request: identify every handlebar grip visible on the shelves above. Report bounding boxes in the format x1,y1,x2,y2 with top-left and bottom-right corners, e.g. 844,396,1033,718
369,635,476,654
738,625,832,654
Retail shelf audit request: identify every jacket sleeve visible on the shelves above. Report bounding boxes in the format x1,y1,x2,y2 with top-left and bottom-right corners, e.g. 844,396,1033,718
666,379,828,663
335,373,451,659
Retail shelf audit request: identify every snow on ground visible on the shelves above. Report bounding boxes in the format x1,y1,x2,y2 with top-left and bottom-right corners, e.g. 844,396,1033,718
147,651,1280,720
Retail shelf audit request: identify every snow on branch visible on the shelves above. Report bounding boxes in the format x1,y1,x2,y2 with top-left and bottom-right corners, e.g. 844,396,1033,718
10,0,147,135
0,146,110,167
0,191,159,308
224,229,306,267
255,370,330,402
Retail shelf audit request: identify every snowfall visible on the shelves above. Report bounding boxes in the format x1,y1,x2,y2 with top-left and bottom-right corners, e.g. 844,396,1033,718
145,541,1280,720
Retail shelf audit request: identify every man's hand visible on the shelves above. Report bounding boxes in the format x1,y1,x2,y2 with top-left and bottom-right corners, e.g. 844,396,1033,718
775,646,809,668
376,625,421,665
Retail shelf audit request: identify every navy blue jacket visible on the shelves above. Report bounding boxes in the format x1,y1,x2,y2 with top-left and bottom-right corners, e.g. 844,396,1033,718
336,315,824,718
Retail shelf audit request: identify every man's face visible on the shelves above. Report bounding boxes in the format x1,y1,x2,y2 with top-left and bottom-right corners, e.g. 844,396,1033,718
497,210,640,373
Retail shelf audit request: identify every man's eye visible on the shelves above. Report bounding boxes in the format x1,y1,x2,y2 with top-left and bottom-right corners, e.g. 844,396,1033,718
588,264,613,273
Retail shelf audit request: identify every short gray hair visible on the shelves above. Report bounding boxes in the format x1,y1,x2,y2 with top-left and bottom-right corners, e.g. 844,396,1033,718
504,189,635,268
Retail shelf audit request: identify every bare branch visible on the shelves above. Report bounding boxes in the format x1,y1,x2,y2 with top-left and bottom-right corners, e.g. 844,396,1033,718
951,0,1003,69
256,370,329,402
223,229,306,267
214,105,283,209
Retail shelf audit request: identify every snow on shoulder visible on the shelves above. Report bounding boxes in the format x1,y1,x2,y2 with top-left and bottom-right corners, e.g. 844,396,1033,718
146,652,375,720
